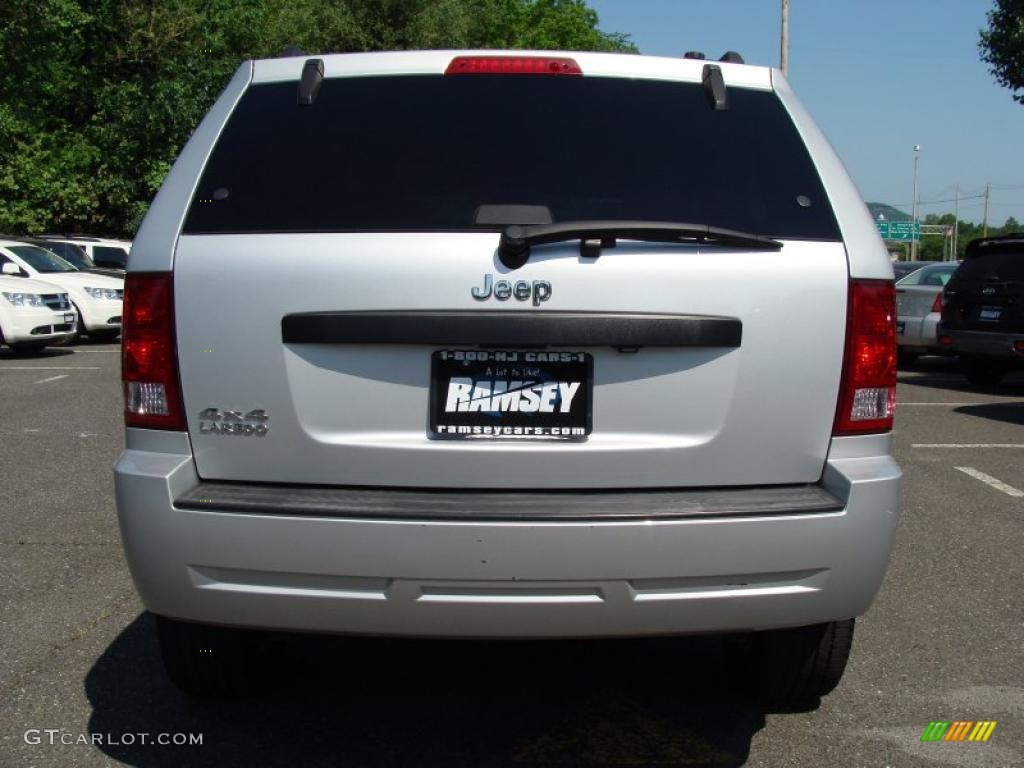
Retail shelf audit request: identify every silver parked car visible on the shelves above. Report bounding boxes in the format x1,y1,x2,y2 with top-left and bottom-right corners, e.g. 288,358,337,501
115,50,901,706
896,262,959,362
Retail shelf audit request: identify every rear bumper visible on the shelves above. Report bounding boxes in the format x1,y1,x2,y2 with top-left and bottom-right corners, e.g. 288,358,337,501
898,312,942,350
944,328,1024,363
115,432,901,638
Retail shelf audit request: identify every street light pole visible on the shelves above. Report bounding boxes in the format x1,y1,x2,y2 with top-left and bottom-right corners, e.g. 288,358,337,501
911,145,920,259
780,0,789,75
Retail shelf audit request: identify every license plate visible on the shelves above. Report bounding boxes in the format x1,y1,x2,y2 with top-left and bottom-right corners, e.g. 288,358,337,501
979,307,1001,321
430,349,592,440
63,312,75,323
896,321,905,335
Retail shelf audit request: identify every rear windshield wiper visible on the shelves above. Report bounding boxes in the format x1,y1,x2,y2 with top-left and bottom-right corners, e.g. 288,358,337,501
497,220,782,269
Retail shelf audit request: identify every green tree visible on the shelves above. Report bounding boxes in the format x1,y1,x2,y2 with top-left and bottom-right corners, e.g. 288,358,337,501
979,0,1024,105
0,0,635,236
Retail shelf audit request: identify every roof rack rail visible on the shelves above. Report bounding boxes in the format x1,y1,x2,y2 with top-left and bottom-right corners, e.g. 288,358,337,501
31,232,104,241
298,58,324,105
702,64,728,111
965,232,1024,257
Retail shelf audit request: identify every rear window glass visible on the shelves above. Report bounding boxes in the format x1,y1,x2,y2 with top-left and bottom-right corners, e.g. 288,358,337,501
899,265,956,286
92,245,128,266
950,245,1024,287
184,75,840,240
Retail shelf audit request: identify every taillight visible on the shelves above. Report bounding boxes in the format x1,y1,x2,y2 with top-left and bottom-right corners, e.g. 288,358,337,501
931,293,944,313
445,56,583,76
121,273,185,430
834,280,896,435
1014,340,1024,354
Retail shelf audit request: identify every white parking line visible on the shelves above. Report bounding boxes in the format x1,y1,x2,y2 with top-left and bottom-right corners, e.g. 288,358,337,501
955,467,1024,497
34,374,68,384
912,444,1024,448
900,402,1024,406
0,366,100,370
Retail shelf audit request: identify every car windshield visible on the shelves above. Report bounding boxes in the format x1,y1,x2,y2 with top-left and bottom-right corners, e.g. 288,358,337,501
38,241,93,270
7,245,78,273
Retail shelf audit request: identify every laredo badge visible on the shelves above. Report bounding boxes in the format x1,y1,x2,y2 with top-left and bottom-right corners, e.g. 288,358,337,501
199,408,269,436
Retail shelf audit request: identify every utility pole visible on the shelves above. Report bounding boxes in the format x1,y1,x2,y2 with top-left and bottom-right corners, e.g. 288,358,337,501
982,183,990,237
911,145,920,259
952,185,959,260
780,0,789,75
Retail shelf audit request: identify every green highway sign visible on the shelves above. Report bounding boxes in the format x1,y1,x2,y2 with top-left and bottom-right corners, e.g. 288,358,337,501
876,220,920,241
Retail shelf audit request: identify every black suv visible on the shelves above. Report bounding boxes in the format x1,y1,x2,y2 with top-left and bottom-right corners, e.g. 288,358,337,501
941,234,1024,384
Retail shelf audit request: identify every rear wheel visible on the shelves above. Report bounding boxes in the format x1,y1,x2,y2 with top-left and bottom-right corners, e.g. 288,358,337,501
155,615,285,698
897,348,919,367
9,342,47,356
960,355,1008,386
89,328,121,342
733,619,855,710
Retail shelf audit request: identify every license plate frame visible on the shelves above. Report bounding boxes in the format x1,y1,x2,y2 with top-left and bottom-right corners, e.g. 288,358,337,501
978,307,1002,321
429,349,593,440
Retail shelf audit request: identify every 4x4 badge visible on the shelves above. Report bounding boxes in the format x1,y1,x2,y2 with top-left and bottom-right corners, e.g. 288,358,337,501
471,274,551,306
199,408,269,436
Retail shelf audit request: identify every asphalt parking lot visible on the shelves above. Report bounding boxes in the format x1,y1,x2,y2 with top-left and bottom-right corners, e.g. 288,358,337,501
0,343,1021,768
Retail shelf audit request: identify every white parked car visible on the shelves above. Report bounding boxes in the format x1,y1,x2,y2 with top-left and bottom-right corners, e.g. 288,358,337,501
0,241,123,341
0,262,77,355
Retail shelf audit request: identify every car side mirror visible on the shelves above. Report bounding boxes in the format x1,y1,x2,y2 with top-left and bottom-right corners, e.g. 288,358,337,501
1,262,23,276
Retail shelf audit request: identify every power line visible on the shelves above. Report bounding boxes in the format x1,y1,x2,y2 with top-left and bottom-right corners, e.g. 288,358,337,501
887,193,986,207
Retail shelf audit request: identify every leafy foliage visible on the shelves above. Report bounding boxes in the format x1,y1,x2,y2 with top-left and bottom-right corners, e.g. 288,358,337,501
979,0,1024,105
914,214,1022,260
0,0,635,236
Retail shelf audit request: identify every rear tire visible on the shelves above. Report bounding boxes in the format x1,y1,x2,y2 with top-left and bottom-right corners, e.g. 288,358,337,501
735,619,855,710
155,615,285,699
897,348,919,367
960,355,1007,386
9,342,47,356
89,328,121,342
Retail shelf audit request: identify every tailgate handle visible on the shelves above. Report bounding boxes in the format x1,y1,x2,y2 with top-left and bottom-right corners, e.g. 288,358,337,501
282,311,742,348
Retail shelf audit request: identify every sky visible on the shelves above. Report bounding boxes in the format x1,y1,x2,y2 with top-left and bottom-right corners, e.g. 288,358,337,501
588,0,1024,226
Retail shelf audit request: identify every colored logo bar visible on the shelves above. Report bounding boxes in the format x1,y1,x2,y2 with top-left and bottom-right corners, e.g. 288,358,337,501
920,721,997,742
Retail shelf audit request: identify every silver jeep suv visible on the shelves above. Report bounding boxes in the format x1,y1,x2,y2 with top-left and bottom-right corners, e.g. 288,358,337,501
115,50,901,705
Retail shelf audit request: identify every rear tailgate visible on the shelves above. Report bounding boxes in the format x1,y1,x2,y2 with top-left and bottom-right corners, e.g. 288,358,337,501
175,234,847,488
945,249,1024,331
171,55,850,490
